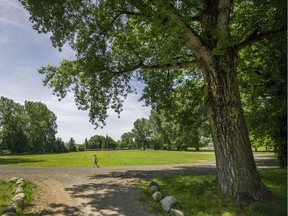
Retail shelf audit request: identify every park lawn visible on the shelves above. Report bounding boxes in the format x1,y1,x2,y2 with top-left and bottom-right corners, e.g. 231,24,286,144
0,181,35,215
0,150,215,167
0,181,14,210
139,169,287,216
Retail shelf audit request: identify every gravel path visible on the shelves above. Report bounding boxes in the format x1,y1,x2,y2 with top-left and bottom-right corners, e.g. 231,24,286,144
0,154,278,216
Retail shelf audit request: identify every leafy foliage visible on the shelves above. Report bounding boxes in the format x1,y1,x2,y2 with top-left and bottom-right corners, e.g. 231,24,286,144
0,97,29,153
132,118,152,150
19,0,286,150
67,137,77,152
24,101,58,152
119,132,135,149
239,34,287,167
0,97,64,154
85,135,117,150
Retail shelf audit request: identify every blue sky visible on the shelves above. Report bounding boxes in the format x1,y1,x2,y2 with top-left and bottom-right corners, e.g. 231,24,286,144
0,0,151,143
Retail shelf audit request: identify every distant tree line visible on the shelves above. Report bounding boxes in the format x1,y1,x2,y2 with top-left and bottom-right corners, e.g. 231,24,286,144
0,97,67,154
1,90,285,166
113,73,211,151
83,135,117,150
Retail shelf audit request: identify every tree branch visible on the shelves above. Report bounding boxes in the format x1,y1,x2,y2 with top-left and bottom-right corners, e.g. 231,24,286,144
190,15,200,21
119,10,141,16
235,26,287,51
127,0,153,15
110,63,143,79
217,0,231,41
109,10,141,27
110,60,199,79
143,60,199,71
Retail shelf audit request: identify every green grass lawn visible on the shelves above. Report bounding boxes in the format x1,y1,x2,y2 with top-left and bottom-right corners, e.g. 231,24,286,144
0,150,215,167
0,181,14,210
139,169,287,216
0,181,35,215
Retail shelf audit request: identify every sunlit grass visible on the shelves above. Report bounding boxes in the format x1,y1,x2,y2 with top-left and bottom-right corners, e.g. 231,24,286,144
0,181,14,210
0,181,36,216
139,169,287,216
0,150,215,167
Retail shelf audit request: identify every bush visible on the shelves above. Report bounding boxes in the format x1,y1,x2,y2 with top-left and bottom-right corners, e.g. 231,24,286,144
0,150,11,155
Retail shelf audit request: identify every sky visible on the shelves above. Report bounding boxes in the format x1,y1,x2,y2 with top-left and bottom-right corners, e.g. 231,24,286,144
0,0,151,143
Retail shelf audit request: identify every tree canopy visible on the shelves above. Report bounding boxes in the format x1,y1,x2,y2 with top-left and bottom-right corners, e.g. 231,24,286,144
0,97,61,153
19,0,285,127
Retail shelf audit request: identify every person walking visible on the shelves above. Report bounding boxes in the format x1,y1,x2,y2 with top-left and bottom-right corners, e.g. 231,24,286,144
93,154,99,168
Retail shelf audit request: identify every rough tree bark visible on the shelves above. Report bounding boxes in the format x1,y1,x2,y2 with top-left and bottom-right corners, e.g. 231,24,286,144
201,53,274,206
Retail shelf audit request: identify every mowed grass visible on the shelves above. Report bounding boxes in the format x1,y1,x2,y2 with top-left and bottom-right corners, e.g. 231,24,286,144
0,150,215,167
139,169,287,216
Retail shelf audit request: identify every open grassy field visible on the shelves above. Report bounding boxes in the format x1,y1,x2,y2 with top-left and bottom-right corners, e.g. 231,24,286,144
0,150,215,167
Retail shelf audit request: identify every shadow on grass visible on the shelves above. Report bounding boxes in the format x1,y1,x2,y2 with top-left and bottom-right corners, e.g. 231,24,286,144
0,158,45,165
90,165,217,180
87,155,278,181
254,154,279,168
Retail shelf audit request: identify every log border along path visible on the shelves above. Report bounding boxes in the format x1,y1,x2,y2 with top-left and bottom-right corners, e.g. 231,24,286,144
0,154,278,216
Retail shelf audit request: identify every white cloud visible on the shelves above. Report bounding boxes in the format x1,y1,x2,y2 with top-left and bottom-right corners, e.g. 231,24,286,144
0,0,31,45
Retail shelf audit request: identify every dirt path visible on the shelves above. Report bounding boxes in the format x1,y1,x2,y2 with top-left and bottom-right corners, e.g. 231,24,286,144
0,154,278,216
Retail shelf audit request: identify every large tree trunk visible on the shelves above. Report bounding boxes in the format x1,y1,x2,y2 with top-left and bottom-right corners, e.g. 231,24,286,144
180,0,275,204
202,54,274,206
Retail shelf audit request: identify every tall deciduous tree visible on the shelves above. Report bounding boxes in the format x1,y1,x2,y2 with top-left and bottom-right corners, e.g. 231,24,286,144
132,118,152,150
67,137,77,152
149,110,171,150
87,135,103,149
20,0,286,204
120,132,135,149
145,72,210,151
55,137,67,152
25,101,58,152
0,97,29,153
0,97,59,153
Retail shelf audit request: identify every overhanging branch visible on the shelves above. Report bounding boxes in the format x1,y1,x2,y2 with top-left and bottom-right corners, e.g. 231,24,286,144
109,10,141,27
143,60,199,71
110,63,143,79
110,60,199,78
235,26,287,51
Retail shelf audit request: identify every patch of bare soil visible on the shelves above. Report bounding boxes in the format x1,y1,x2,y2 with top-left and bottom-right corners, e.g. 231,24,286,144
27,180,82,216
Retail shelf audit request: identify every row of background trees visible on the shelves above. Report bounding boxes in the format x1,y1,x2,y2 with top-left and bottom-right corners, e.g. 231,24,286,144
0,97,60,153
0,96,96,154
0,85,285,156
0,96,70,154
